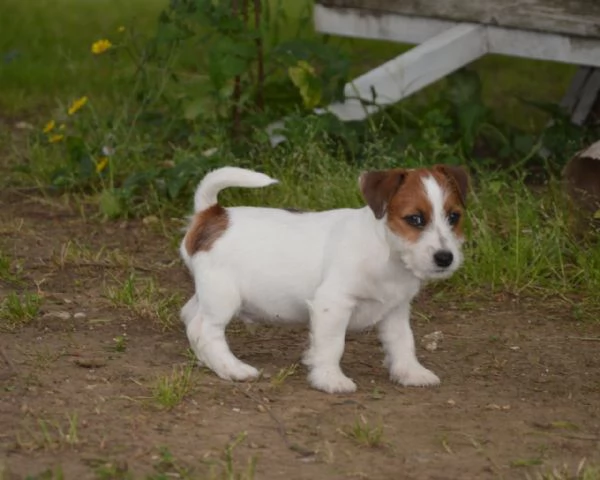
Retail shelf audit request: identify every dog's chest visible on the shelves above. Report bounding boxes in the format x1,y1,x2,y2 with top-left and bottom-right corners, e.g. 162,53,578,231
347,271,420,331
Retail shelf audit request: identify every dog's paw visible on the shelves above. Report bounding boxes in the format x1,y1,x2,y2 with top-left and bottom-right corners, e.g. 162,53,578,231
308,367,357,394
390,364,440,387
213,361,260,382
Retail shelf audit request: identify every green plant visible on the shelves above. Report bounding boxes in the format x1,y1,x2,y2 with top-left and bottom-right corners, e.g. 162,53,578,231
112,335,128,352
1,292,41,332
270,363,297,387
152,364,195,409
106,273,180,329
206,432,256,480
0,250,22,284
344,415,384,448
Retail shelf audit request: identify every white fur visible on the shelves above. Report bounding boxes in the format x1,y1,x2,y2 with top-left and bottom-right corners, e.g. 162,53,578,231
180,167,464,393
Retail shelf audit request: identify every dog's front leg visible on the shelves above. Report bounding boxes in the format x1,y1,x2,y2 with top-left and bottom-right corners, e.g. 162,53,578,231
303,294,356,394
378,303,440,387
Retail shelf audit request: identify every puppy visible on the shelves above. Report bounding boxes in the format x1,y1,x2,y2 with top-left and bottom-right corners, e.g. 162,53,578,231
180,165,469,393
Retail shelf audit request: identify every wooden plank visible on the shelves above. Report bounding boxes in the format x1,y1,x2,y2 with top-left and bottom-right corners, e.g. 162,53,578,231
314,24,487,121
572,70,600,125
316,0,600,39
314,5,600,67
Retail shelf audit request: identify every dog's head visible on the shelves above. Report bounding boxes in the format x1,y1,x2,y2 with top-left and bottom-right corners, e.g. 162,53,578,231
360,165,469,280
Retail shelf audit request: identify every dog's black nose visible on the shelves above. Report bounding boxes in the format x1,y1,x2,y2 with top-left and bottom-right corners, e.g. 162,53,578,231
433,250,453,268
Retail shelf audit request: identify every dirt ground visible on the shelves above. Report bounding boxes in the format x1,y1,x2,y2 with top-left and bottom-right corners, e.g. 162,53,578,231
1,190,599,480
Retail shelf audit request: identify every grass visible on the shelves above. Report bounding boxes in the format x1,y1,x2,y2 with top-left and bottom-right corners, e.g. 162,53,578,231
105,272,181,330
270,363,298,388
343,415,385,448
527,462,600,480
0,292,41,332
0,249,22,284
16,413,79,451
151,364,195,409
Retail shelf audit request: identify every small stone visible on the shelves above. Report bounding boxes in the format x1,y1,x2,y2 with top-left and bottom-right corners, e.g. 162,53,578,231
424,341,438,352
447,399,456,406
15,121,34,130
422,331,444,343
509,346,520,351
43,311,71,321
73,312,86,320
257,404,266,413
143,215,159,226
232,407,241,413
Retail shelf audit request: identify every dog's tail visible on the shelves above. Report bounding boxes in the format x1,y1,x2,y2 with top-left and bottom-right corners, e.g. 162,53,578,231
193,167,278,212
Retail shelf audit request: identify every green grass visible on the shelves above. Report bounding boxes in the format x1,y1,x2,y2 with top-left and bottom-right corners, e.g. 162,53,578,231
151,364,195,409
343,415,385,448
1,292,42,332
0,0,167,113
0,0,573,128
105,273,181,330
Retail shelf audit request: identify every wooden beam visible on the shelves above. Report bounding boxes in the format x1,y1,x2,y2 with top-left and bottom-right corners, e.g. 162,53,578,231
314,5,600,68
316,0,600,39
315,23,487,121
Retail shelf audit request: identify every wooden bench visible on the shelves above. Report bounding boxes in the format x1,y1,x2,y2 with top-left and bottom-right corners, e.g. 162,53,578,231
267,1,600,144
313,0,600,123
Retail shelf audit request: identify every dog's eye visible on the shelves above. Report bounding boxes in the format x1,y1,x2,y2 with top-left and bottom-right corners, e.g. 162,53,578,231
404,214,426,228
448,212,461,226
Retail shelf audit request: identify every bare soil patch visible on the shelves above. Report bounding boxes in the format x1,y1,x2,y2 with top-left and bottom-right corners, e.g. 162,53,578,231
1,191,599,480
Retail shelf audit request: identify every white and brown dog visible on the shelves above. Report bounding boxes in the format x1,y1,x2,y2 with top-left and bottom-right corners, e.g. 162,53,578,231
180,165,469,394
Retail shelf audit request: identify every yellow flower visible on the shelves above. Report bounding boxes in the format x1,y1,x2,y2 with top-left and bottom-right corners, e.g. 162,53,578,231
48,134,64,144
96,157,109,173
68,96,88,115
117,26,126,33
91,39,112,55
43,120,55,133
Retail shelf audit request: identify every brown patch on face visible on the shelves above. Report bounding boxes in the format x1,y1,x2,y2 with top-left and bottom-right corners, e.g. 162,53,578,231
433,165,468,239
377,165,469,243
434,164,470,207
185,204,229,256
385,170,434,243
359,169,407,219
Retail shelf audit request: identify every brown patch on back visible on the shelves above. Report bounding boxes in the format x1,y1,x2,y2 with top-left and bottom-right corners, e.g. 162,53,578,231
365,165,469,243
185,204,229,256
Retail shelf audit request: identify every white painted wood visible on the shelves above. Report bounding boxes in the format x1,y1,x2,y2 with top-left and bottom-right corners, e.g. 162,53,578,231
315,24,487,122
314,5,600,67
314,4,451,44
571,70,600,125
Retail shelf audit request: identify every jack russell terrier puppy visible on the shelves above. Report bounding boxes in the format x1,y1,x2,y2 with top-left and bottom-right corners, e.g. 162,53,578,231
180,164,469,394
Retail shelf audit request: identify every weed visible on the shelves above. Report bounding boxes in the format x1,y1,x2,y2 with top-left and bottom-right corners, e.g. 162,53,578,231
0,250,22,284
1,292,41,332
207,432,257,480
17,413,79,451
270,363,298,388
526,460,600,480
106,272,180,330
152,364,195,409
24,466,65,480
344,415,384,448
112,335,128,352
94,461,132,480
512,458,544,468
148,447,192,480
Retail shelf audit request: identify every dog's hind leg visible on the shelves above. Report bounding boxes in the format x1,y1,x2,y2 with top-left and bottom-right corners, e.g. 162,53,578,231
186,270,259,381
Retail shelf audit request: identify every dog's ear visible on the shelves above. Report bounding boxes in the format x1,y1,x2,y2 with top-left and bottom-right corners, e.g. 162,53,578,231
359,169,406,219
434,164,470,206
